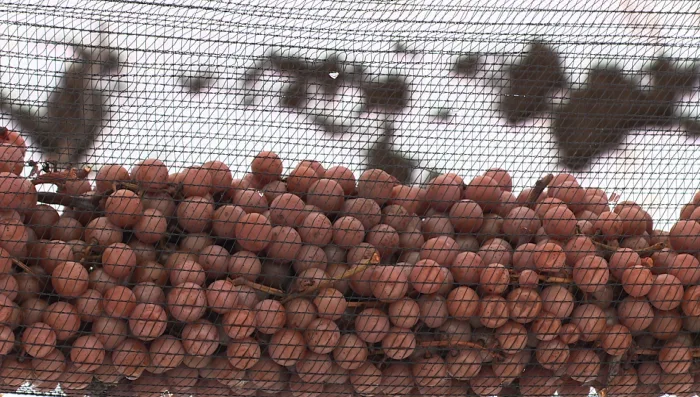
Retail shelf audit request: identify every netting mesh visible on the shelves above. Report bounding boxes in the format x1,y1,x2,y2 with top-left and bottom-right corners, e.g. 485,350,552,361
0,1,699,396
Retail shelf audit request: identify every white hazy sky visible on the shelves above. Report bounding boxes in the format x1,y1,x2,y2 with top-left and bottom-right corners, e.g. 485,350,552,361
0,0,699,396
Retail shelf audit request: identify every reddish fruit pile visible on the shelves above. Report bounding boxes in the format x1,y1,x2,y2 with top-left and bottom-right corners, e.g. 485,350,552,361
0,132,699,397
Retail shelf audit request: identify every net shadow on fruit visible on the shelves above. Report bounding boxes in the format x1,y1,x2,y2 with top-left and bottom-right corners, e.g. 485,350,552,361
365,120,417,185
552,58,699,171
499,41,566,124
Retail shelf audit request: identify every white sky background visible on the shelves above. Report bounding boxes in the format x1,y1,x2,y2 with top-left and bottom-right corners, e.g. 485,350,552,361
0,0,698,396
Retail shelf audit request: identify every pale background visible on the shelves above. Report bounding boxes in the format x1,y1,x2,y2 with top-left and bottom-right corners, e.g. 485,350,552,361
0,0,699,396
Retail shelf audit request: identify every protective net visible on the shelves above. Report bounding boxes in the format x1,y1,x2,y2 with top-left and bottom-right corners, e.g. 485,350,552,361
0,0,699,396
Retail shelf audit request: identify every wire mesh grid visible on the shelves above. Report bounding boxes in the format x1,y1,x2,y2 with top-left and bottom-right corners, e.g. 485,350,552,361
0,0,698,396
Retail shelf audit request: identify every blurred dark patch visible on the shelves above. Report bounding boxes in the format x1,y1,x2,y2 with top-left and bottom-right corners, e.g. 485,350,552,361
499,41,566,124
242,51,346,106
649,56,698,99
310,114,353,136
393,42,419,56
310,54,346,99
239,45,700,175
552,57,699,170
0,39,122,167
180,73,216,94
366,120,416,184
452,54,481,77
241,51,412,138
431,107,453,122
358,75,411,116
552,67,642,171
279,80,309,109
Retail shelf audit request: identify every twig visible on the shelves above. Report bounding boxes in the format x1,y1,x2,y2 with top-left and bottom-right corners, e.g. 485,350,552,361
32,165,91,186
420,340,486,350
634,242,666,257
167,223,186,236
80,238,100,266
346,300,384,308
229,277,286,297
112,181,141,193
509,271,572,284
420,340,504,360
281,253,381,304
11,258,34,275
591,240,665,258
27,160,41,178
634,347,700,358
37,190,109,215
539,275,572,283
526,174,554,209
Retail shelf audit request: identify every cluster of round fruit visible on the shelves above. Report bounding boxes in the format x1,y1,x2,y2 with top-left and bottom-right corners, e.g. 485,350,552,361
0,135,698,396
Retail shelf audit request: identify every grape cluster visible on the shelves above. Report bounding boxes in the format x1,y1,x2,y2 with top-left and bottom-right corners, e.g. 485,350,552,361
0,129,698,397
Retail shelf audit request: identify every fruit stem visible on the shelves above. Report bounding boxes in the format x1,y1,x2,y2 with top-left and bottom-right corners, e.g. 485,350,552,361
420,340,484,349
346,300,383,308
79,238,101,266
635,347,700,358
112,181,141,193
633,242,666,257
11,258,34,275
591,240,666,257
36,190,108,215
281,253,380,304
31,165,91,186
526,174,554,209
229,277,286,297
420,340,504,360
509,271,572,284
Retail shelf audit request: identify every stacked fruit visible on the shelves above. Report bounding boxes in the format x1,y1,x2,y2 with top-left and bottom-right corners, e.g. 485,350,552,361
0,129,698,396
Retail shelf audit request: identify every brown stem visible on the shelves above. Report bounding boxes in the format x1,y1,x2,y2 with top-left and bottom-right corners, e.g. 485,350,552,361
526,174,554,209
634,242,666,257
420,340,485,350
168,182,185,200
11,258,34,275
32,165,92,186
79,238,100,266
591,240,665,258
539,275,572,283
112,181,141,193
229,277,286,297
37,190,109,215
346,300,384,308
168,223,186,236
281,253,380,304
420,340,504,360
509,271,572,284
635,347,700,358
